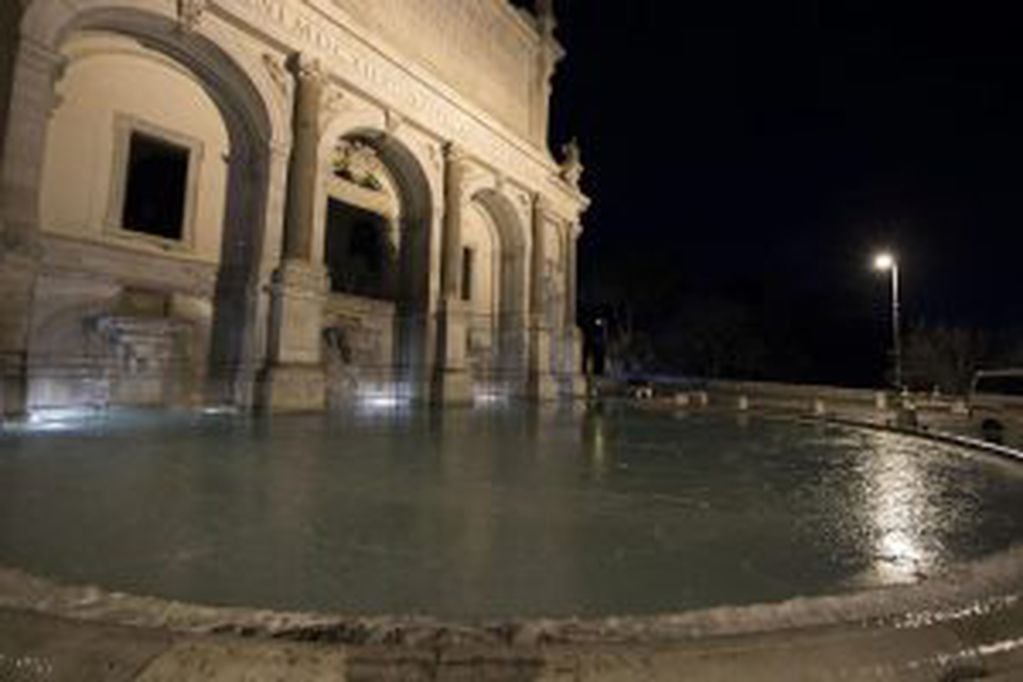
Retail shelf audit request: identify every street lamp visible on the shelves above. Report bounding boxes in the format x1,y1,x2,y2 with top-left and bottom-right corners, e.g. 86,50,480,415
873,251,902,390
595,317,609,376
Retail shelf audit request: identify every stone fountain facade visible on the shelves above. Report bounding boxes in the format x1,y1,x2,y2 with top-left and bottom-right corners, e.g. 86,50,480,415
0,0,589,414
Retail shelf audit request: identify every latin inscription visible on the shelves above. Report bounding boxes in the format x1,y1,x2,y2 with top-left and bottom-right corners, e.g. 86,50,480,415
329,0,533,135
223,0,531,174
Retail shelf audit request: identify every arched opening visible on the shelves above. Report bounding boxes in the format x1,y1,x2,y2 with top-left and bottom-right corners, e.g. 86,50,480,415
23,6,275,410
468,189,528,394
319,130,432,404
322,137,400,301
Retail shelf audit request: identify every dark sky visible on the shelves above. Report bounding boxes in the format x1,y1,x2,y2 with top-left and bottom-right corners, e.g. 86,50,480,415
531,1,1023,384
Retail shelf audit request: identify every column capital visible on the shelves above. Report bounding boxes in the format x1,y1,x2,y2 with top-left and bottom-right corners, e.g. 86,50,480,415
288,53,326,87
532,193,560,222
443,141,471,167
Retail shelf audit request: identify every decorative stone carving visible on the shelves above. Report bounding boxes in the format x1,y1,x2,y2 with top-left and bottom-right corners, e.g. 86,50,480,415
320,88,351,134
426,143,443,172
262,53,289,98
559,137,584,188
328,0,533,136
331,140,384,191
289,53,325,87
444,141,469,166
176,0,206,32
386,109,404,134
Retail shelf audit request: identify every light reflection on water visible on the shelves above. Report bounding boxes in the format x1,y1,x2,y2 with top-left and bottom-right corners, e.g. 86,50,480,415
857,431,938,584
0,405,1021,620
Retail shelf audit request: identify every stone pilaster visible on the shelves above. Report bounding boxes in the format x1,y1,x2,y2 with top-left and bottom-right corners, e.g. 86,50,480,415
1,38,63,250
259,259,329,411
0,251,37,417
258,54,328,412
0,38,59,416
562,222,586,398
528,194,557,401
432,143,472,404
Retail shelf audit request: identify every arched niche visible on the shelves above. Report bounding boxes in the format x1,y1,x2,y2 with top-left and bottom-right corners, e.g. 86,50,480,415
10,1,285,408
322,136,401,301
469,187,528,384
318,126,434,393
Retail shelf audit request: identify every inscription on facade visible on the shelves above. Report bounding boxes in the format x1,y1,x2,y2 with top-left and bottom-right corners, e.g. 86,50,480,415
224,0,535,169
328,0,534,138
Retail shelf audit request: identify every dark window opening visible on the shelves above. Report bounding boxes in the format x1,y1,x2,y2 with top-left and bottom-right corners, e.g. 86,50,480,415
121,132,189,241
461,246,474,302
325,198,396,299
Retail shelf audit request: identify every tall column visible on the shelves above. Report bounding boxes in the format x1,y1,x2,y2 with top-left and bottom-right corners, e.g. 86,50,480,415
258,54,330,412
440,143,466,300
527,194,557,400
431,143,473,404
564,224,578,329
563,222,586,397
281,56,324,263
1,38,63,250
0,38,63,416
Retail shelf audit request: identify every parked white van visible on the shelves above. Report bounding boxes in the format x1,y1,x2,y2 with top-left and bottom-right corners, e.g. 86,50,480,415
968,369,1023,444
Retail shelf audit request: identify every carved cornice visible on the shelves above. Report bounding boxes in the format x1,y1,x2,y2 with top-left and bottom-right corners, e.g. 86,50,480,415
213,0,590,212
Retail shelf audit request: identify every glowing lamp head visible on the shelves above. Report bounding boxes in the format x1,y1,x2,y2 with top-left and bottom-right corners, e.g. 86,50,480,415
873,252,896,271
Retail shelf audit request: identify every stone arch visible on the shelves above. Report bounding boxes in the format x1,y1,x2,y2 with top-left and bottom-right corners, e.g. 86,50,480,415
317,120,435,393
8,0,288,407
469,187,529,382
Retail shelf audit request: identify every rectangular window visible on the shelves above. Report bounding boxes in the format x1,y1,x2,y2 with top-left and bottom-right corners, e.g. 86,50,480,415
121,132,190,241
461,246,474,302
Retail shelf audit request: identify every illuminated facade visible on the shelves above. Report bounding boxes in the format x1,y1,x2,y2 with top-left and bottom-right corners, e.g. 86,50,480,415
0,0,588,414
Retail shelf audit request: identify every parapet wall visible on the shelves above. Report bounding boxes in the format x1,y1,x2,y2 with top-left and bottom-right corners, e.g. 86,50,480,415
705,379,887,410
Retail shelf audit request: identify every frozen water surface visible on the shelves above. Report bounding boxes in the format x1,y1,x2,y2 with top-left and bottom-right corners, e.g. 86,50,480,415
0,405,1021,620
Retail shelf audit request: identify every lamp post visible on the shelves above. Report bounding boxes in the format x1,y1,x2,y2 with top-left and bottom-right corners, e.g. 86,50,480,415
595,317,609,376
873,252,902,390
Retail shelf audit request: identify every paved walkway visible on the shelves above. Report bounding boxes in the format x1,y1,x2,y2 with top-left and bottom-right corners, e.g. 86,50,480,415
2,596,1023,680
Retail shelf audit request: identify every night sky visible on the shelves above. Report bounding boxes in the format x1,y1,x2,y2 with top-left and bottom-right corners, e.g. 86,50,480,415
529,0,1023,386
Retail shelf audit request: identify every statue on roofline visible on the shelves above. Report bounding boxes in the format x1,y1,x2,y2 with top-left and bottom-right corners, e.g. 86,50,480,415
560,136,583,188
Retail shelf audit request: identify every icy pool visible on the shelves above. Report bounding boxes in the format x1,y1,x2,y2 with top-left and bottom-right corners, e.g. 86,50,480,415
1,405,1021,620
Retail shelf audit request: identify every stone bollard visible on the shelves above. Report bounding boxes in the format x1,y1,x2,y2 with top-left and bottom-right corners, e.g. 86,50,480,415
813,398,826,416
738,395,750,411
673,392,690,407
895,406,919,429
875,391,888,411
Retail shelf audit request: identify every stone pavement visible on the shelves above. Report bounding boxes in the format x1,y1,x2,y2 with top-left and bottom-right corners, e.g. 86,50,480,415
2,593,1023,681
